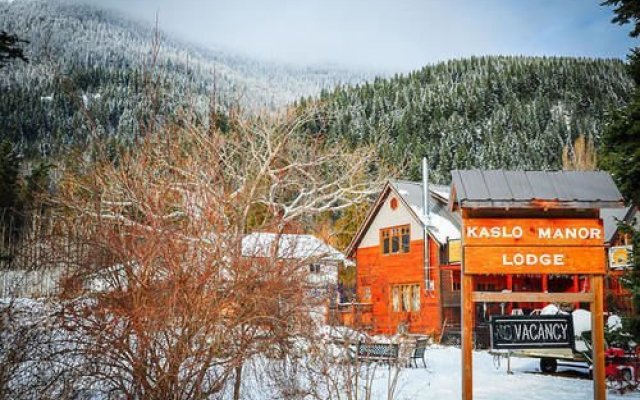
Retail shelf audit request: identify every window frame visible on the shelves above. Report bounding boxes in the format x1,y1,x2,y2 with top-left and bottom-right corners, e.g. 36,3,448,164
380,224,411,255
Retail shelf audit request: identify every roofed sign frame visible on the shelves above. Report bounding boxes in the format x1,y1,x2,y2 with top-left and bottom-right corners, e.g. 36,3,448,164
449,169,625,400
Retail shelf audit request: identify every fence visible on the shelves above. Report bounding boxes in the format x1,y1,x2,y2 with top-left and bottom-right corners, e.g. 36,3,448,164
0,207,93,298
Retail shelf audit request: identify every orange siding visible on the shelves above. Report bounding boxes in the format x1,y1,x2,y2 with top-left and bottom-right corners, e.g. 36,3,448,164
355,239,443,335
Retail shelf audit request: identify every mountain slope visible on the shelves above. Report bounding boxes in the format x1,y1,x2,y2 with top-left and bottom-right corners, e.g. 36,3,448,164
299,56,634,182
0,0,370,156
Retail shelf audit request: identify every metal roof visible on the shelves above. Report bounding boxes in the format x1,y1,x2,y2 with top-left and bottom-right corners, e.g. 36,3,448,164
601,207,631,243
450,170,625,210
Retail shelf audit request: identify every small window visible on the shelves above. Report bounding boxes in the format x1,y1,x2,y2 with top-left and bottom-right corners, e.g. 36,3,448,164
411,284,420,311
309,264,321,274
401,227,410,252
381,225,410,255
391,235,400,253
392,286,400,312
382,230,390,254
402,285,411,311
452,281,461,291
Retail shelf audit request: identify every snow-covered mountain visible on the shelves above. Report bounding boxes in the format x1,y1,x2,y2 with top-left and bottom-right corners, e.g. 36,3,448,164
0,0,372,155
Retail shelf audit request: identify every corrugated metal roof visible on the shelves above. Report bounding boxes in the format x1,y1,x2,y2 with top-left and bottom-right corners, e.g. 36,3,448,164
450,170,624,209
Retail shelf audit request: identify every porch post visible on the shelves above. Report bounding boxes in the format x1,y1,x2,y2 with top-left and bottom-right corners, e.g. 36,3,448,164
591,275,605,400
462,274,473,400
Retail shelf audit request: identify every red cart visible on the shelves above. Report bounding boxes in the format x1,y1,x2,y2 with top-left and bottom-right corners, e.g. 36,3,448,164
605,347,640,394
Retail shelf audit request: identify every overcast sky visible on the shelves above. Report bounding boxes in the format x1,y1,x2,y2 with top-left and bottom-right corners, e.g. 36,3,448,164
79,0,636,72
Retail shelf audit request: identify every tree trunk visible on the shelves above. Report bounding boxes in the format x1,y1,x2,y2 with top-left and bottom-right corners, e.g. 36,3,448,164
233,363,243,400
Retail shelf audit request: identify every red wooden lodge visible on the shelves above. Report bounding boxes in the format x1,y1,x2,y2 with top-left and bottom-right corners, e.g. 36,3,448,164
330,170,636,341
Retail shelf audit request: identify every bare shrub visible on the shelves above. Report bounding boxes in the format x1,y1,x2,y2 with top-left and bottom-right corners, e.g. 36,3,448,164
45,112,381,399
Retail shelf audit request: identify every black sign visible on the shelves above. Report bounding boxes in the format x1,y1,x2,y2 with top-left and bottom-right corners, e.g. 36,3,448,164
490,315,575,350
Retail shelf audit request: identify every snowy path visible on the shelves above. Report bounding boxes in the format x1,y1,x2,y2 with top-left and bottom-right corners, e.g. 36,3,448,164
369,347,640,400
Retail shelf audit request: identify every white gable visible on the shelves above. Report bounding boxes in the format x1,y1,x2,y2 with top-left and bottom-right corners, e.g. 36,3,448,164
359,192,424,249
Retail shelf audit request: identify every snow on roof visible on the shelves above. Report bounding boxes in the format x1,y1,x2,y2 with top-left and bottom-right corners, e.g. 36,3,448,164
242,233,346,262
430,185,451,201
390,180,461,243
410,205,461,243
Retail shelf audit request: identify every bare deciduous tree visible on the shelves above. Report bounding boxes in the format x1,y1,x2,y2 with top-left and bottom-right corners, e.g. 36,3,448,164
48,111,381,399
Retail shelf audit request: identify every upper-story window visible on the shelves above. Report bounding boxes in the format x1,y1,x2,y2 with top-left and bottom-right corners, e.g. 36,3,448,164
381,225,410,255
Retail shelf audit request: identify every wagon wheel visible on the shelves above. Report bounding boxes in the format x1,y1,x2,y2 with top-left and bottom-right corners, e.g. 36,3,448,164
619,368,639,393
606,375,625,394
606,369,635,394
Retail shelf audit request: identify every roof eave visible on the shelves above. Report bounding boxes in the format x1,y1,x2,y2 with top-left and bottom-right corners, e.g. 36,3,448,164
457,200,626,210
345,181,393,257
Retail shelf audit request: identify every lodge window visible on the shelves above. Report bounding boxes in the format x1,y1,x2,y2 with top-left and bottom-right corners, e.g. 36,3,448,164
391,283,421,312
381,225,410,255
452,281,461,291
309,263,321,274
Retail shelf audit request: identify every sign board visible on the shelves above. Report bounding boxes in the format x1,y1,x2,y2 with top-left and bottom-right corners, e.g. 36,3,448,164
448,238,461,263
609,245,633,269
463,218,605,275
464,246,605,275
452,170,616,400
490,315,575,350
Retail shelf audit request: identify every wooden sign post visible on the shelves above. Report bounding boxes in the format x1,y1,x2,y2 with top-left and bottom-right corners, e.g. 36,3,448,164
460,215,606,400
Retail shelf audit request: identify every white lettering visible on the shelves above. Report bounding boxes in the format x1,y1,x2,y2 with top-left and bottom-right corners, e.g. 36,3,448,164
513,254,524,265
539,254,551,266
514,325,522,340
502,253,566,267
538,227,602,240
512,226,523,239
470,224,602,241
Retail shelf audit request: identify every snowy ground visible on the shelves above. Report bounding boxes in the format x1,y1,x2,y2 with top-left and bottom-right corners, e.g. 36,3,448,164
4,299,639,399
366,347,640,400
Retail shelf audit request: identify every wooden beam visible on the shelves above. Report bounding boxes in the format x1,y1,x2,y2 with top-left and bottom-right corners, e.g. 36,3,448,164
462,274,474,400
472,291,594,303
591,276,606,400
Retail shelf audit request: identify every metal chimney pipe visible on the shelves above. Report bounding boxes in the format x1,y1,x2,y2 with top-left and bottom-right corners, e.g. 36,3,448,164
422,157,432,292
